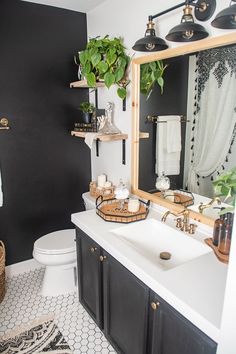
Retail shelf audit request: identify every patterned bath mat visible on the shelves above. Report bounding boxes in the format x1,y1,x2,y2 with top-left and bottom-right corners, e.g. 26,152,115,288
0,315,73,353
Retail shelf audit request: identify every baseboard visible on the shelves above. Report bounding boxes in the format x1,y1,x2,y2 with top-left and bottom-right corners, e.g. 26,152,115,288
5,258,43,278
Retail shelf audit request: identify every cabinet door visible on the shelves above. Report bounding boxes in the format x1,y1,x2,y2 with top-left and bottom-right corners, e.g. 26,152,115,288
76,228,103,329
148,290,217,354
103,251,149,354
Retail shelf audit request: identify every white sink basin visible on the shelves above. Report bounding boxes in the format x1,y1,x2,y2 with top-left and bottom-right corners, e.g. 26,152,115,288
111,218,211,270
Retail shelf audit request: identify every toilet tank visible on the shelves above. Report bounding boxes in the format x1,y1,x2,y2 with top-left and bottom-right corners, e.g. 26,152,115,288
82,192,96,210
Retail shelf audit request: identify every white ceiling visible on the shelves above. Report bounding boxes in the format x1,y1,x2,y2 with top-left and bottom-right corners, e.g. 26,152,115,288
21,0,107,13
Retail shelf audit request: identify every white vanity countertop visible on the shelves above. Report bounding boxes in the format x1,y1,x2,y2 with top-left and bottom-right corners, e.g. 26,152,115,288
71,208,228,343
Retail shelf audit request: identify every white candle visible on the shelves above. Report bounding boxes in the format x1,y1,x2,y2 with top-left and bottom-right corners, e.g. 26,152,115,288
128,198,140,213
97,174,106,188
104,181,112,188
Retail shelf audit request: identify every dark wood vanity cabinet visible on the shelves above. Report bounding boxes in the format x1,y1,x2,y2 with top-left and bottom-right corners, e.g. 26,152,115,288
76,228,217,354
148,291,217,354
102,250,149,354
76,228,103,329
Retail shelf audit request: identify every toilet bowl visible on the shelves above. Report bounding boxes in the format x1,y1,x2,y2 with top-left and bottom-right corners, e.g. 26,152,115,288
33,229,77,297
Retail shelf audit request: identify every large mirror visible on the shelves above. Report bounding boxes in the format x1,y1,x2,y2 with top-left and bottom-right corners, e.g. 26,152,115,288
131,33,236,226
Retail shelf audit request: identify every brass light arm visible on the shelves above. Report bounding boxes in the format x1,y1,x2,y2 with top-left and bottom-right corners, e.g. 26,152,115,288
198,197,221,214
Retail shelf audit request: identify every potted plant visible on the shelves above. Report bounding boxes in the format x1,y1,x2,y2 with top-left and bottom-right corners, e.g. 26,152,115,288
76,35,130,100
79,102,96,124
140,60,167,99
213,167,236,214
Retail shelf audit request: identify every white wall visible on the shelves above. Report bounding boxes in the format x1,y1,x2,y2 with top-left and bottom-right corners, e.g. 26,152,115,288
87,1,236,353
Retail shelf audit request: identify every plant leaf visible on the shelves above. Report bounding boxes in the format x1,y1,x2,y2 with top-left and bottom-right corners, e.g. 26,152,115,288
79,51,87,65
115,67,125,82
91,53,101,67
97,61,108,74
117,87,126,100
86,72,96,87
84,61,91,74
104,72,115,88
157,77,164,94
107,52,117,66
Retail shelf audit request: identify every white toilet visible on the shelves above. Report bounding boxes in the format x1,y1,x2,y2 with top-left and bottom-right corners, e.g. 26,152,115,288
33,229,77,297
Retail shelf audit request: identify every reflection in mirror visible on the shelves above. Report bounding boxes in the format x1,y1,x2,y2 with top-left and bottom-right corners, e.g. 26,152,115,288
138,43,236,218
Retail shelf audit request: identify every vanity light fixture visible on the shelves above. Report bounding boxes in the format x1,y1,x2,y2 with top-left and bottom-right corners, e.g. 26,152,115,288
132,0,216,51
211,0,236,29
166,3,209,42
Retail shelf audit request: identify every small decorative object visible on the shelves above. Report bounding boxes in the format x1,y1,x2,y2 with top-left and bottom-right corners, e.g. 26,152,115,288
79,102,96,124
155,172,170,197
96,196,150,223
74,121,97,132
76,35,131,100
97,174,107,188
114,179,129,210
128,197,140,213
89,181,115,200
98,102,121,135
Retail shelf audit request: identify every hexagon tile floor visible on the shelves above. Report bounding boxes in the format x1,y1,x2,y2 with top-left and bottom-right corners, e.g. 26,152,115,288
0,267,116,353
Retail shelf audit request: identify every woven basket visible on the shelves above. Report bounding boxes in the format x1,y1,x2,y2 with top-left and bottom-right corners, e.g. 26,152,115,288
0,240,6,303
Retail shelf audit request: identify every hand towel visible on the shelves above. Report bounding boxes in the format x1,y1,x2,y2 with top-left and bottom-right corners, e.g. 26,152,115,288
155,116,182,176
84,133,99,149
0,168,3,207
166,116,181,153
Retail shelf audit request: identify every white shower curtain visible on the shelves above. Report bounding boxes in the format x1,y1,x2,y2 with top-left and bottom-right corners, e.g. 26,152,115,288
186,47,236,197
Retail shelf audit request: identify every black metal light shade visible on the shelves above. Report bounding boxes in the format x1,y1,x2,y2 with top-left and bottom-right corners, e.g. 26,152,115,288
132,20,168,52
211,1,236,29
166,5,209,42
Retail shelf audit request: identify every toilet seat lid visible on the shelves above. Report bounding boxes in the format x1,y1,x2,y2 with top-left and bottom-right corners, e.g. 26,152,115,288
34,229,76,255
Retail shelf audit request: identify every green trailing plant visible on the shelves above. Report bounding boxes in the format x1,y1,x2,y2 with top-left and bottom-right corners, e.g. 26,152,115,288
79,102,96,113
212,167,236,214
76,35,130,100
140,60,167,99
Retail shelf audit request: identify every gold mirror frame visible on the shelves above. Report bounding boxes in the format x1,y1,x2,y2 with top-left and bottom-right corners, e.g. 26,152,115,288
131,32,236,227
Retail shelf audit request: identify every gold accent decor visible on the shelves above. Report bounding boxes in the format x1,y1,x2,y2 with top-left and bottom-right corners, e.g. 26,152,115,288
198,197,221,214
99,255,107,262
151,302,160,311
0,118,10,130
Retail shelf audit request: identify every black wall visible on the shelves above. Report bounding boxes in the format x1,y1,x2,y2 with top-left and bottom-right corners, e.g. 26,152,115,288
0,0,91,265
139,56,189,192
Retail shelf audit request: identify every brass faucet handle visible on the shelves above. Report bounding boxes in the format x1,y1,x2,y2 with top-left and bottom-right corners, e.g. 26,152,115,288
189,223,197,235
176,218,183,228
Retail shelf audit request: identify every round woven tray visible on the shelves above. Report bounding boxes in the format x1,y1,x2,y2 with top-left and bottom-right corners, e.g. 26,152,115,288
0,240,6,303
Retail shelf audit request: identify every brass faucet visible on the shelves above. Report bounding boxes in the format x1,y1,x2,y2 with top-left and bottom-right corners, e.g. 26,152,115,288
161,209,197,234
198,197,221,214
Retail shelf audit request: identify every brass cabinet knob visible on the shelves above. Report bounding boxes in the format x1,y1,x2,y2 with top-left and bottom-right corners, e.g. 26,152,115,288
151,301,160,311
90,247,97,253
99,255,107,262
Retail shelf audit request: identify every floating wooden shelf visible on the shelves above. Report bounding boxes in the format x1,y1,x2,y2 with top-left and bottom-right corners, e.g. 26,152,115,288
70,80,105,88
71,131,128,165
71,131,128,142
